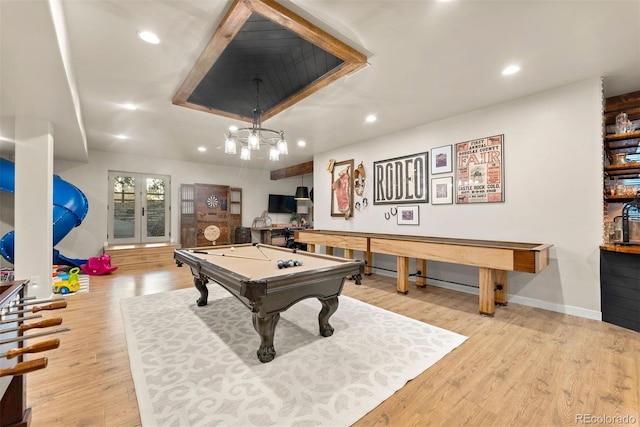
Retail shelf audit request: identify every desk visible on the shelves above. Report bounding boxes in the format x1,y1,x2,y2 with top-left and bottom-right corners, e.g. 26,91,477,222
174,244,364,362
295,230,552,316
252,226,309,246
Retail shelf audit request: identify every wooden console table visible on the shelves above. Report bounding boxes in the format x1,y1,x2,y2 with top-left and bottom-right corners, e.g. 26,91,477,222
252,226,309,246
295,230,552,316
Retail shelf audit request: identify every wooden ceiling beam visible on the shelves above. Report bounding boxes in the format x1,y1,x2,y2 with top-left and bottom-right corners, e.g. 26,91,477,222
270,161,313,180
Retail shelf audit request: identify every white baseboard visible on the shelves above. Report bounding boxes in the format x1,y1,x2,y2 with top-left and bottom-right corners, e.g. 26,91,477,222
371,269,602,321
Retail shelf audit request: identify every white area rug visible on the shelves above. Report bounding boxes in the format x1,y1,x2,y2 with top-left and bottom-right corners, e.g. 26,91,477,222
121,286,467,427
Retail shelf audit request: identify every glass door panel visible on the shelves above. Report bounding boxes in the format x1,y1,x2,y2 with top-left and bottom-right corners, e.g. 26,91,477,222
111,174,139,242
143,176,170,242
108,172,170,245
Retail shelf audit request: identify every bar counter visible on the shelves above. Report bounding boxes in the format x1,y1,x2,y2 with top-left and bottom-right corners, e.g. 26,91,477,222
599,244,640,332
600,244,640,254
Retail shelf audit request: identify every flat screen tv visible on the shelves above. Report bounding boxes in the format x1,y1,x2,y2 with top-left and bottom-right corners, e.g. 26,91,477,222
268,194,296,214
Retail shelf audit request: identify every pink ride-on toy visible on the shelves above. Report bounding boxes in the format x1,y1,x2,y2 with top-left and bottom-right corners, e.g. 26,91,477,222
80,254,118,275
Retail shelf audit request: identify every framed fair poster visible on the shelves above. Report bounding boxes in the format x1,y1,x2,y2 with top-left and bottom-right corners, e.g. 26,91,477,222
331,159,354,218
431,176,453,205
455,134,504,204
431,145,452,174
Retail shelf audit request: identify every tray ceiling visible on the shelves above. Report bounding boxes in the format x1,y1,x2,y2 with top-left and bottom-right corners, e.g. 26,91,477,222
172,0,368,123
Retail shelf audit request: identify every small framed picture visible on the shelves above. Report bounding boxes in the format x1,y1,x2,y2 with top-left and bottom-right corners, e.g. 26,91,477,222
431,145,453,174
431,177,453,205
397,205,419,225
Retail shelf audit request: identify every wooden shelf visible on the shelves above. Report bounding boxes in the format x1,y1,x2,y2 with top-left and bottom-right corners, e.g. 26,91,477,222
604,161,640,178
604,195,639,203
603,90,640,263
604,130,640,142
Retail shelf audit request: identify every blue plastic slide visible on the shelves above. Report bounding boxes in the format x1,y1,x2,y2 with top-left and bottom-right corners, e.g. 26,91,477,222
0,158,89,267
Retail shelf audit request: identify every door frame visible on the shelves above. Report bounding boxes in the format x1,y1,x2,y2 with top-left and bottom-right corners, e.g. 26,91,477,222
107,171,171,245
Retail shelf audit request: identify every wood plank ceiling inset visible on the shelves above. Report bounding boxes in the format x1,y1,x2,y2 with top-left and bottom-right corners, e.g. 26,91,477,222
172,0,368,123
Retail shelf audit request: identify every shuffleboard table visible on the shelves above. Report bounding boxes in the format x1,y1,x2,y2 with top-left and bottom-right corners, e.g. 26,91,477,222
295,230,552,316
174,244,364,362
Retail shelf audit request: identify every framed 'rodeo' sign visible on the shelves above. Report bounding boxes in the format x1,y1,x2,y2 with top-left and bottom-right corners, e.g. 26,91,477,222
373,152,428,205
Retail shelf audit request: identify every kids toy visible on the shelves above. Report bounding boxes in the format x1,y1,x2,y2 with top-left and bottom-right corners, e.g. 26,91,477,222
80,254,118,276
53,267,81,295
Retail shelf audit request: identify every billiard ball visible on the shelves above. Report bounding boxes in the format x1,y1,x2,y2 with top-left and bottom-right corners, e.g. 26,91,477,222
230,247,235,251
277,260,286,269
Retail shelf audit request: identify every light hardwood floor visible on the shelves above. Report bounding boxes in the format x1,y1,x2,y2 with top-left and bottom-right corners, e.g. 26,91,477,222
24,265,639,426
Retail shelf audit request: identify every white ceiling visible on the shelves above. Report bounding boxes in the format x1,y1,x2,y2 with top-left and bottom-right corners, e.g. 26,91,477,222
1,0,639,171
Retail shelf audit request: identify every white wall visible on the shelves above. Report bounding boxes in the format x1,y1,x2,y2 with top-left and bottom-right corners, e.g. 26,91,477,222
313,78,604,319
1,78,606,318
52,151,306,258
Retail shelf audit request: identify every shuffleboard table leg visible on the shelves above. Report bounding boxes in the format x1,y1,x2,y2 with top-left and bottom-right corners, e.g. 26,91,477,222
415,259,427,288
396,256,409,294
478,267,496,316
494,270,508,306
194,277,208,306
364,252,373,275
318,296,339,337
252,313,280,363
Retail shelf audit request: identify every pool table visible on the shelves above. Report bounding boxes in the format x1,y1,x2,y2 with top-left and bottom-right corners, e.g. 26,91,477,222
174,244,364,362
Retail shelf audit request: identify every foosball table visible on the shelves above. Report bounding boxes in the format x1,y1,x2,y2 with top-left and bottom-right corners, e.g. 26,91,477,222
0,280,69,426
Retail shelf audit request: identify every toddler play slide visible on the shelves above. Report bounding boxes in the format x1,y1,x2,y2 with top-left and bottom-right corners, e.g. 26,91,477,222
0,158,89,266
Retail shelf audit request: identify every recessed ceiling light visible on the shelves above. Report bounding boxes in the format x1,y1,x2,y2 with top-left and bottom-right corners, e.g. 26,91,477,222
297,140,306,147
502,65,520,76
198,146,207,152
121,103,137,110
138,30,160,44
115,134,128,140
365,114,377,123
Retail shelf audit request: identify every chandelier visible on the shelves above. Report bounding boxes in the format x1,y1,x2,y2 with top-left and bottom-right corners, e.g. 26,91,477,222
224,79,288,161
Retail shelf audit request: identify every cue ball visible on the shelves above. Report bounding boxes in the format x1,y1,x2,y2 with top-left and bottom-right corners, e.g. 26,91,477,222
288,260,295,267
230,247,235,251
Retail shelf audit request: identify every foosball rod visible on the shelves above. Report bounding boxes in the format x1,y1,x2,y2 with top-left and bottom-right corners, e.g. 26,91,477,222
0,357,48,377
0,314,43,325
10,297,66,308
0,327,70,345
0,338,60,359
0,317,63,335
3,300,67,316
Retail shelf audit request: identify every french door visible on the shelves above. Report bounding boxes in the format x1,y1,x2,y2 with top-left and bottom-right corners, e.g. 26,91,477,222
107,171,171,245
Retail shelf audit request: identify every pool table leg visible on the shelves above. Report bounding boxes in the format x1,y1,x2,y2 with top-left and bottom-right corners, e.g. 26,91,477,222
318,296,338,337
252,313,280,363
194,276,208,306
